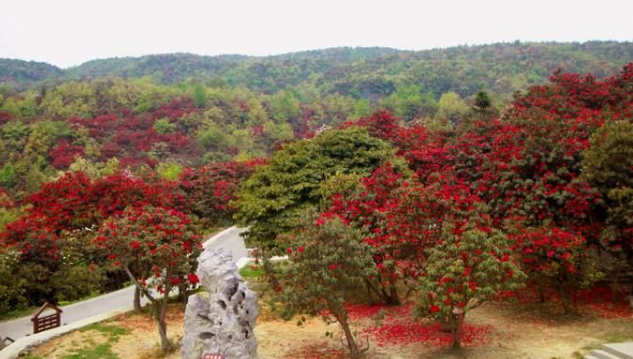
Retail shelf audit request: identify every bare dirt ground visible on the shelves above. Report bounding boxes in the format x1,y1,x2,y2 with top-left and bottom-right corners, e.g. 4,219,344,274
26,294,633,359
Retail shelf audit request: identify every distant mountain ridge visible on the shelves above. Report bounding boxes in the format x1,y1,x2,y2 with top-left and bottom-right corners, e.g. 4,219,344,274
1,42,633,96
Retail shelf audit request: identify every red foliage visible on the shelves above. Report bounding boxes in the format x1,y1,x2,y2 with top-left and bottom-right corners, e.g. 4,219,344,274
50,139,84,169
69,99,201,167
343,111,450,181
365,321,491,347
3,171,184,248
0,187,14,208
0,111,12,126
511,227,585,274
178,160,265,224
0,214,59,266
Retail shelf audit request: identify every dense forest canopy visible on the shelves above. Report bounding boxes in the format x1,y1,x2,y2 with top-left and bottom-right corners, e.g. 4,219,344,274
0,42,631,202
2,41,633,97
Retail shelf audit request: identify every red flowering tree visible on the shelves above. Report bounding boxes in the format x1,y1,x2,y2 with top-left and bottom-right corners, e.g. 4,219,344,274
50,139,84,169
95,205,202,352
1,195,107,309
417,213,525,349
343,111,451,182
23,171,184,234
510,226,602,313
321,163,412,305
277,213,377,358
178,159,264,227
1,171,187,311
322,166,484,306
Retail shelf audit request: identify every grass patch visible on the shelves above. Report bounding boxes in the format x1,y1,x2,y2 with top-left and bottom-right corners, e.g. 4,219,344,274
239,263,263,279
0,305,39,321
79,322,131,338
30,322,133,359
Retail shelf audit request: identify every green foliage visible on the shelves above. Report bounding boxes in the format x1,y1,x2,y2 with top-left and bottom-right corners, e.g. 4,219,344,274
152,117,176,134
191,83,208,108
66,157,120,180
0,206,20,232
270,91,301,123
1,120,30,153
234,127,401,250
473,90,492,119
197,123,233,152
382,84,437,121
277,214,376,357
0,164,18,188
0,252,29,316
436,91,469,122
583,120,633,229
156,162,183,181
239,263,264,279
417,218,525,348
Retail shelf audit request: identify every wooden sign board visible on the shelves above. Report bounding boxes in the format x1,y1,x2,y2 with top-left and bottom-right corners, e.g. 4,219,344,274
202,354,225,359
31,302,63,334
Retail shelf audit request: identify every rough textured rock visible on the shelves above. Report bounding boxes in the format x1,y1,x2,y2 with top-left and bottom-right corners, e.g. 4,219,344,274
182,248,258,359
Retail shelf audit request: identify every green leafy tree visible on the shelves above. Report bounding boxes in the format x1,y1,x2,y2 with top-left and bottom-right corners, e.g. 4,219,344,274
278,215,376,358
156,162,183,181
191,83,207,108
436,91,469,123
234,127,401,251
417,217,525,349
270,91,301,124
472,90,492,120
582,120,633,261
153,117,176,134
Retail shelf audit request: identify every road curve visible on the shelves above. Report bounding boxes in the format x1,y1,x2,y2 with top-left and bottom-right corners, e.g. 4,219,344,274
0,226,248,340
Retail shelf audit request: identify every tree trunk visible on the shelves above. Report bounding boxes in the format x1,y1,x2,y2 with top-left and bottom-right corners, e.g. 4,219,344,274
157,314,170,353
538,286,546,303
364,280,383,304
389,284,400,305
450,311,465,350
336,310,362,358
558,281,572,315
380,284,400,306
155,276,173,353
133,286,142,312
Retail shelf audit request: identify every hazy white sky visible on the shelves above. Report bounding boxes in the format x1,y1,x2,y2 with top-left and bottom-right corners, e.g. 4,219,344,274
0,0,631,68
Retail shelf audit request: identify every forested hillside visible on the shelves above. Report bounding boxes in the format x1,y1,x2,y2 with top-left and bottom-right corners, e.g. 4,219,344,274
0,42,632,202
2,42,633,96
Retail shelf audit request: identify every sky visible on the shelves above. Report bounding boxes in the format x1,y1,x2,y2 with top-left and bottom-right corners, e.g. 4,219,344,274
0,0,631,68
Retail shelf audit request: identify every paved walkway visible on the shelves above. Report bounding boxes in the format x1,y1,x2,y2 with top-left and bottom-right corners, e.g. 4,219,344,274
0,226,248,340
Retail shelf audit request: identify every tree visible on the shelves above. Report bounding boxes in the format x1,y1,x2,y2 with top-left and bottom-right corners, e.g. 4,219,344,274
95,206,202,352
436,91,469,123
417,215,525,349
191,83,207,108
472,90,492,120
234,127,401,252
179,160,262,227
278,214,376,358
153,117,176,134
321,163,412,305
510,225,601,313
582,121,633,263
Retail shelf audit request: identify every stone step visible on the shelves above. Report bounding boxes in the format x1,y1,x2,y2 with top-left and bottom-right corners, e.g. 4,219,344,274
590,349,626,359
603,343,633,359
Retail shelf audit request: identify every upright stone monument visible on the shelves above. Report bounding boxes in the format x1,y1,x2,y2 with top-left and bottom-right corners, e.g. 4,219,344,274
182,248,258,359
